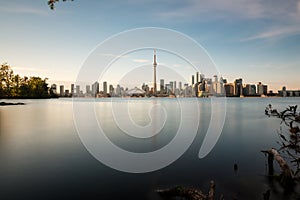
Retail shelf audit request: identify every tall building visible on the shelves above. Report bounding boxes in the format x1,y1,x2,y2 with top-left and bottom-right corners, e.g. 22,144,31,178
116,84,121,97
92,81,99,97
103,81,107,95
86,85,91,95
174,81,176,92
160,79,164,94
76,85,80,96
196,72,199,83
169,81,174,93
234,78,243,97
192,75,195,85
153,49,157,95
71,84,74,96
109,85,114,96
50,84,57,95
60,85,64,97
179,81,182,90
224,83,234,96
257,82,268,95
263,85,268,95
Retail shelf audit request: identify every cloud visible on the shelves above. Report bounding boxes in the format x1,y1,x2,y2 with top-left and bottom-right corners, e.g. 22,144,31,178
0,4,49,16
156,0,265,20
11,66,49,73
157,0,300,22
173,64,182,67
98,53,129,58
242,25,300,41
132,59,149,63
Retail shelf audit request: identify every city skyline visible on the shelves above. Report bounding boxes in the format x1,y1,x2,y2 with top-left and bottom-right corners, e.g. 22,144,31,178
51,49,293,97
1,1,300,91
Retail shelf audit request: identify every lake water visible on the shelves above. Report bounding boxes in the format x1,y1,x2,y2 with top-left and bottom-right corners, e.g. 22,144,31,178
0,97,299,199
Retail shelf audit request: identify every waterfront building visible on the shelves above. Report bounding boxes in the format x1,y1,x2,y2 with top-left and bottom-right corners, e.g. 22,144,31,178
50,84,57,95
60,85,64,97
224,83,234,96
126,87,145,97
179,81,182,91
174,81,176,92
160,79,164,94
234,78,243,97
92,81,99,97
169,81,174,93
109,84,114,97
116,84,121,97
103,81,107,96
192,75,195,85
76,85,80,97
71,84,74,96
257,82,268,96
278,86,300,97
86,85,91,96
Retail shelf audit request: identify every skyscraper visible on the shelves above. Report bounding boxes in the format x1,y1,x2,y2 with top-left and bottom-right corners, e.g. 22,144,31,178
109,84,114,96
169,81,173,93
60,85,64,97
174,81,176,92
86,85,91,95
153,49,157,95
160,79,164,94
179,81,182,90
234,78,243,97
71,84,74,96
196,72,199,83
76,85,80,96
192,75,195,85
103,81,107,95
92,81,99,97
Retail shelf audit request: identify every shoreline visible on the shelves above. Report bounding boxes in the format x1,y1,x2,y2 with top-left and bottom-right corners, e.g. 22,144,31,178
0,102,25,106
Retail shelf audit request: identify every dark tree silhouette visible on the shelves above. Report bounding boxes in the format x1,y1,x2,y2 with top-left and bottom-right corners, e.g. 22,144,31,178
48,0,74,10
264,104,300,183
0,63,52,98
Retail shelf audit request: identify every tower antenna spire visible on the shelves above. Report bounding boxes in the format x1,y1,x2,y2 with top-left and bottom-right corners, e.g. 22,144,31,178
153,49,157,95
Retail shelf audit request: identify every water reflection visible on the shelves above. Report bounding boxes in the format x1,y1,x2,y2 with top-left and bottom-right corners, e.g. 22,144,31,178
0,98,299,199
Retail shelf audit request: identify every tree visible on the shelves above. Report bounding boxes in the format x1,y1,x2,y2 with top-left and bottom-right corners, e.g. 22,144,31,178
48,0,74,10
0,63,14,97
263,104,300,186
0,63,51,98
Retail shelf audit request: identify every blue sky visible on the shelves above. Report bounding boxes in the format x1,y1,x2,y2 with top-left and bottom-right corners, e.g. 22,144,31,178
1,0,300,91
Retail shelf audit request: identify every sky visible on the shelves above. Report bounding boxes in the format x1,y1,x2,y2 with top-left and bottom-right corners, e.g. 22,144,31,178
1,0,300,91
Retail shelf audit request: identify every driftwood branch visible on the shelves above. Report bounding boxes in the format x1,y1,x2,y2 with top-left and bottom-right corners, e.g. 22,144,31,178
261,148,293,185
156,180,215,200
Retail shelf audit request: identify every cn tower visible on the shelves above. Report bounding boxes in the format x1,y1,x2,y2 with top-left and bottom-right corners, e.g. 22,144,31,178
153,49,157,95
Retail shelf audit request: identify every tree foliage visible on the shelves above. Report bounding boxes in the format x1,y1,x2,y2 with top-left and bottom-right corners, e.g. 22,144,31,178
48,0,74,10
0,63,53,98
265,104,300,177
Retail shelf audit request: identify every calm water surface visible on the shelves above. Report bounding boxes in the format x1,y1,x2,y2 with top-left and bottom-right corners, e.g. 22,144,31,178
0,98,299,199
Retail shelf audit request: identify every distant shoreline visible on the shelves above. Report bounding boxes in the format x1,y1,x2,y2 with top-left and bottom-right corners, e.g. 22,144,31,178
0,96,58,99
0,102,25,106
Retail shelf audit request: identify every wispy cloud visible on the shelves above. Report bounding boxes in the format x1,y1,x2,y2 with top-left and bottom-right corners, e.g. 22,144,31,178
98,53,129,58
156,0,265,21
11,66,49,72
173,64,182,67
155,0,300,41
0,4,50,16
242,25,300,41
132,59,149,63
